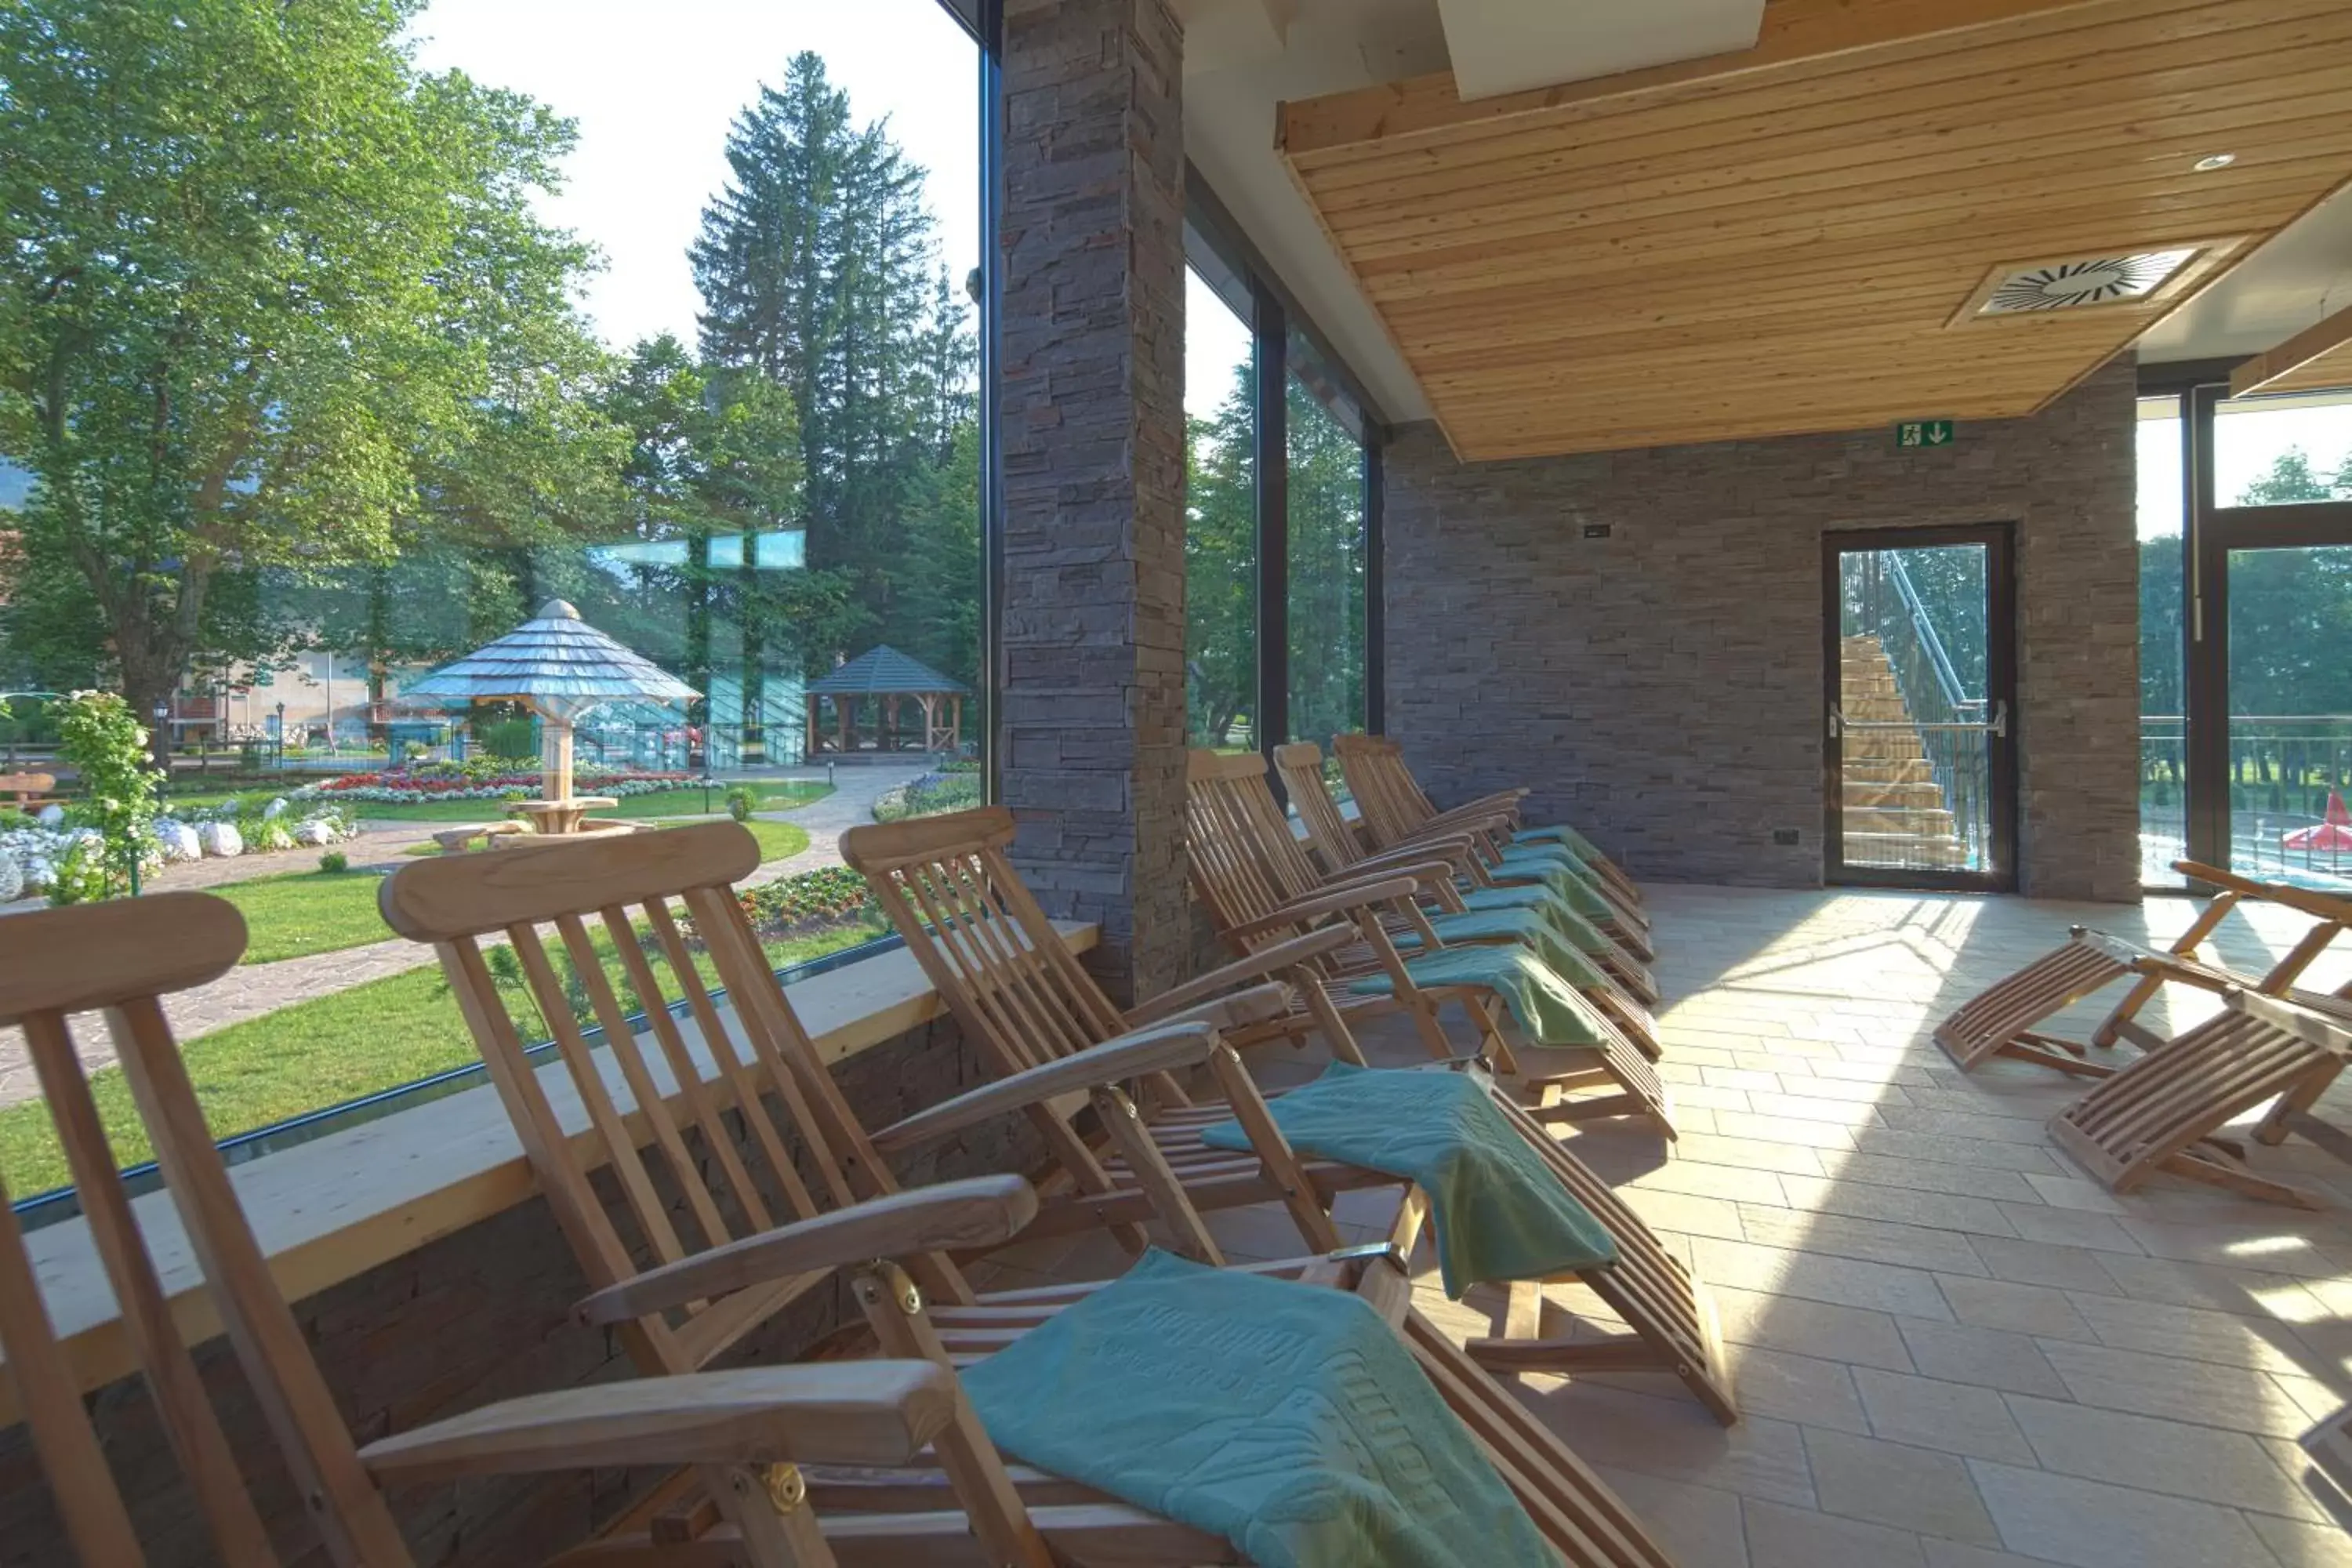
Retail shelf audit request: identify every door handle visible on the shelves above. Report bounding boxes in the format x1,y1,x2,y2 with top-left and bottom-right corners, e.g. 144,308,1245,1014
1828,706,1844,739
1987,700,2008,739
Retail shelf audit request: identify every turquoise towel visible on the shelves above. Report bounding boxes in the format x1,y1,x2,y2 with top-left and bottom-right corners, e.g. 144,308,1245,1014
1513,822,1611,869
1391,907,1609,993
1345,943,1615,1050
1203,1062,1618,1296
1457,884,1615,956
1488,855,1616,924
963,1249,1564,1568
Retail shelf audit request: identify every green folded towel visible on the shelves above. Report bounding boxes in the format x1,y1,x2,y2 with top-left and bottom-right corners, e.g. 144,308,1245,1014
1513,822,1611,869
1486,855,1616,924
1454,884,1615,956
1391,907,1609,992
963,1248,1566,1568
1345,942,1615,1050
1203,1062,1619,1296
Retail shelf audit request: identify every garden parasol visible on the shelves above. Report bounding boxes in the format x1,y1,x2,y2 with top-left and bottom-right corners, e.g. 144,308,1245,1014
2284,790,2352,868
399,601,699,815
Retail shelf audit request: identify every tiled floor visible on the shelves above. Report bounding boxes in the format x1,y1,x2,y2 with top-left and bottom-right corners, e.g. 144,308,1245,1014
979,883,2352,1567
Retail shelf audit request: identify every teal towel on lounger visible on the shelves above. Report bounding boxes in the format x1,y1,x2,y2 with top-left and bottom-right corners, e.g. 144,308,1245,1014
1489,854,1617,924
962,1248,1565,1568
1514,822,1613,870
1391,907,1609,992
1202,1062,1619,1296
1457,884,1615,956
1345,943,1616,1049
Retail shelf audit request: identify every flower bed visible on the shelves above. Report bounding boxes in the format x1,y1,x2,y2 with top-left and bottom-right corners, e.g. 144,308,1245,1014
871,769,983,823
290,764,692,806
0,796,360,903
737,866,879,938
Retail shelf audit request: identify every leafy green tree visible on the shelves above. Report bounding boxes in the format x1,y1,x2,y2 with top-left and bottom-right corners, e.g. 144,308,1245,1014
2234,447,2350,506
0,0,622,765
1185,365,1258,746
1285,378,1367,746
52,691,164,901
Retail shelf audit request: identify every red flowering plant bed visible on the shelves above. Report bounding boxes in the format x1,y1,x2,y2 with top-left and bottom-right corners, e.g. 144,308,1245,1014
737,866,879,940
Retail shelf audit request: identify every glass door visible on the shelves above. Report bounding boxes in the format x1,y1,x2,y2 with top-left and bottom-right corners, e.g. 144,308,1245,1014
1823,525,2018,890
2223,543,2352,891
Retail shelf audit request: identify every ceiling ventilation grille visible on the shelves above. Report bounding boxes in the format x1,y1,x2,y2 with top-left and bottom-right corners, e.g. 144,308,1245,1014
1953,245,2224,325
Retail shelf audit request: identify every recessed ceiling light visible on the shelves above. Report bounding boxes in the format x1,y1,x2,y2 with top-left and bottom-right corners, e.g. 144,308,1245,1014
2194,153,2237,172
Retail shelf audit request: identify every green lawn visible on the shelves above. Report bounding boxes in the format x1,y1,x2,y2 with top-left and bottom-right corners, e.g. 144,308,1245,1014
399,817,807,862
216,820,810,961
0,911,889,1196
217,871,397,964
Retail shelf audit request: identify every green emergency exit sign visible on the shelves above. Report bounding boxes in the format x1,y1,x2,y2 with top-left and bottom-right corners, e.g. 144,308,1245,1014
1896,419,1955,448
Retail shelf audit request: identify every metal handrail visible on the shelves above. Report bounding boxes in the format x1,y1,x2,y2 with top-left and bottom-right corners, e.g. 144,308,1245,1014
1885,553,1971,713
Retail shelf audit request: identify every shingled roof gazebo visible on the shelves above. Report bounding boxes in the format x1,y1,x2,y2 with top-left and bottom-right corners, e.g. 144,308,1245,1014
804,644,969,757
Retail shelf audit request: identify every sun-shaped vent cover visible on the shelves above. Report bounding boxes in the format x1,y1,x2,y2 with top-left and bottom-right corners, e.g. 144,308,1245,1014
1973,249,2201,315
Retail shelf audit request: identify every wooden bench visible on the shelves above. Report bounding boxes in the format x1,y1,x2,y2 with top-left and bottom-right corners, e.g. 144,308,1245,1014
0,772,58,810
429,821,528,854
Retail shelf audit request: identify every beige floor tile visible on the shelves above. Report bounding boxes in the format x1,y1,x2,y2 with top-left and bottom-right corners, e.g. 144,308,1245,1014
1802,1427,2004,1545
1743,1497,1929,1568
1621,1158,1790,1206
1693,1236,1955,1321
1896,1319,2070,1398
1708,1283,1917,1374
1624,1187,1748,1241
2036,1336,2329,1438
2118,1214,2352,1282
2093,1250,2332,1321
1969,1235,2129,1294
1673,1131,1828,1178
1711,1109,1861,1151
1701,1067,1782,1092
1592,1465,1751,1568
1737,1205,1990,1276
1854,1367,2036,1463
2005,1391,2327,1520
1875,1105,2053,1146
2066,1288,2328,1379
2249,1510,2352,1567
1777,1173,2020,1236
1721,1345,1869,1433
1741,1090,1886,1127
1510,1380,1818,1507
1920,1541,2082,1568
1814,1150,2047,1204
1936,1276,2099,1342
1995,1203,2147,1256
1966,1459,2278,1568
1846,1126,2067,1175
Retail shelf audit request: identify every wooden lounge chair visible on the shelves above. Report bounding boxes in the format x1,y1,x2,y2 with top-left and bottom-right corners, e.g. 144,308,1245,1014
379,822,1708,1550
842,808,1733,1421
1334,731,1652,937
0,894,1040,1568
1276,739,1662,1058
1188,750,1675,1137
2299,1402,2352,1505
1935,861,2352,1076
2048,988,2352,1210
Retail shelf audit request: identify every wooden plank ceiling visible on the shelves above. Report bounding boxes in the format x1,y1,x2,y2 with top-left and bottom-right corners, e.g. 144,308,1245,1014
1279,0,2352,460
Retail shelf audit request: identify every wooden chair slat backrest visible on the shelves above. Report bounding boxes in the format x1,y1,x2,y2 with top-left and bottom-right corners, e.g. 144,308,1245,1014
0,895,415,1566
1331,733,1436,850
839,808,1130,1073
381,824,970,1373
1272,741,1370,876
1183,750,1342,952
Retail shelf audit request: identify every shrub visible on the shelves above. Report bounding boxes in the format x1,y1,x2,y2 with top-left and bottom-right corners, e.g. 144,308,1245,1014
54,691,164,898
477,717,538,762
318,850,350,873
725,786,757,822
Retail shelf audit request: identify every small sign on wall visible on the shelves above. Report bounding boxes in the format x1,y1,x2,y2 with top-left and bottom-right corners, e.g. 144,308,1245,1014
1896,419,1955,448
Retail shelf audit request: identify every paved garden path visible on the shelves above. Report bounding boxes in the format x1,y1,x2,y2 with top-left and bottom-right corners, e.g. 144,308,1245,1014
0,761,928,1109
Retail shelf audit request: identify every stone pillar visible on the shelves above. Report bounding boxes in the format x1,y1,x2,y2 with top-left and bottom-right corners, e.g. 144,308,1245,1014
998,0,1187,1006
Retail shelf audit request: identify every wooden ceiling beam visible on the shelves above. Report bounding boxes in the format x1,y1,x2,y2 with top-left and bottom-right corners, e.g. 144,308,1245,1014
1279,0,2122,162
2230,302,2352,397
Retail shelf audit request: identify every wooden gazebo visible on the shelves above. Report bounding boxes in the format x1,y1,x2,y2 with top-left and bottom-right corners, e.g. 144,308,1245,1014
804,645,968,756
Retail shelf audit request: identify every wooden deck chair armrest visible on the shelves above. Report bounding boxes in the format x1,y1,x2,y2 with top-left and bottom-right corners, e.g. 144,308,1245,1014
869,1022,1226,1154
1333,839,1480,879
573,1176,1039,1326
2226,988,2352,1056
1428,788,1526,819
2174,859,2352,928
1127,931,1352,1024
1226,873,1423,938
358,1361,960,1486
1125,932,1358,1026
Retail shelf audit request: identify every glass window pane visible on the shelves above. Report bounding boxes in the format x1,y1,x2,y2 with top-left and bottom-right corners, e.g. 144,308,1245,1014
1185,267,1257,750
2136,394,2187,887
0,0,982,1193
2214,389,2352,507
2227,545,2352,891
1285,329,1367,750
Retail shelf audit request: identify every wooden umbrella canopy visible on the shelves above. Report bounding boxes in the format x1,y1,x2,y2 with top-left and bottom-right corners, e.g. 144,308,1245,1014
804,645,969,756
399,600,700,812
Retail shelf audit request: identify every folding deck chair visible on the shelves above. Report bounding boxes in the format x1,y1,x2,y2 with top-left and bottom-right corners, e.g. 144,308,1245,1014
840,810,1734,1421
1276,739,1663,1058
1935,860,2352,1076
1334,731,1653,940
0,895,1044,1568
380,822,1730,1536
2048,988,2352,1210
1188,750,1675,1138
